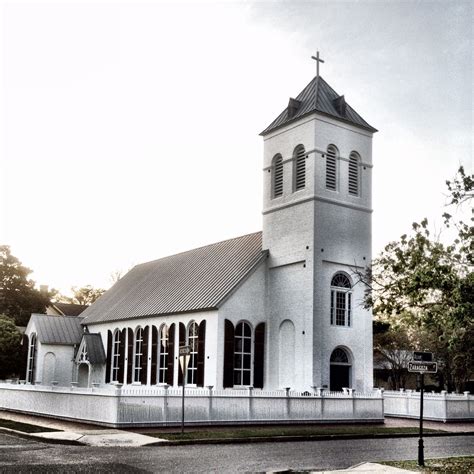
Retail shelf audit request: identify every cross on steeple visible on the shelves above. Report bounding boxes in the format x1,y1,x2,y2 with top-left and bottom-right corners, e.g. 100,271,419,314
311,51,324,78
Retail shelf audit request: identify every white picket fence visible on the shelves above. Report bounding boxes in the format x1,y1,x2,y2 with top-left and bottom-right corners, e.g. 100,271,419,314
383,389,473,422
0,382,383,427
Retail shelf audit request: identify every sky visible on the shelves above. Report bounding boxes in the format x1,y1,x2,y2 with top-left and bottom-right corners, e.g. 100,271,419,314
0,0,472,296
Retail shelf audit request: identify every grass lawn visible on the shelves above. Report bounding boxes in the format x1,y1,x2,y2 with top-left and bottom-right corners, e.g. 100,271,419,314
0,418,60,433
147,425,438,441
383,456,474,473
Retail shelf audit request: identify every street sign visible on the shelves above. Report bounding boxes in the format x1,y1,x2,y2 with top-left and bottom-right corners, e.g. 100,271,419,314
408,361,438,374
413,351,433,362
179,345,191,356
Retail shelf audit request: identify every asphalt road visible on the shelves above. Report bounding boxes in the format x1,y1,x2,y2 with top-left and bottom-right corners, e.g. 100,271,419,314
0,432,473,473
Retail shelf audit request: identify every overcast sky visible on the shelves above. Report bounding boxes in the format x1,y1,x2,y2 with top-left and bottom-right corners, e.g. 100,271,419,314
1,0,472,295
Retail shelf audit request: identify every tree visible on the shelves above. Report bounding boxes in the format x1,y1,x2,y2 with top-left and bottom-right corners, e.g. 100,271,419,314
0,246,50,326
359,167,473,392
0,314,23,379
63,285,105,306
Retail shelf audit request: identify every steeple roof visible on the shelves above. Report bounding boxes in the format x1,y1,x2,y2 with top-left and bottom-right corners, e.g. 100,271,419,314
260,76,377,135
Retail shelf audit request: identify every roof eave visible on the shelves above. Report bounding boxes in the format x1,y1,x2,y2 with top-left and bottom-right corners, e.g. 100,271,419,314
261,110,377,137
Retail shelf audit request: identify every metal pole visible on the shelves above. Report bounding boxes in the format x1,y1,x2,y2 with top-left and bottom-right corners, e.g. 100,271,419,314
418,373,425,466
181,368,186,434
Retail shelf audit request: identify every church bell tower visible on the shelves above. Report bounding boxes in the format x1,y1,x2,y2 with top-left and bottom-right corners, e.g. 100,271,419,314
260,54,377,392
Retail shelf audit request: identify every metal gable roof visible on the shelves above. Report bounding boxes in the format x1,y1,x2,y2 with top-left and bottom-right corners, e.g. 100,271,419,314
31,314,83,345
81,232,265,324
261,76,377,135
81,334,106,365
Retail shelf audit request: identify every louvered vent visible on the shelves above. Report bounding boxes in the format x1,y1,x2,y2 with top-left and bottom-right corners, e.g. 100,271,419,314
348,152,359,195
326,146,337,190
273,155,283,198
294,145,306,190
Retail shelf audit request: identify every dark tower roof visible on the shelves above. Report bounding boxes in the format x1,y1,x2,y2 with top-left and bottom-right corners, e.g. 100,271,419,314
261,76,377,136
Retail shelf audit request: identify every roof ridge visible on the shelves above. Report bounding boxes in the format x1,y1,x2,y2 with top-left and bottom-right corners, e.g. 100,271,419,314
135,231,262,268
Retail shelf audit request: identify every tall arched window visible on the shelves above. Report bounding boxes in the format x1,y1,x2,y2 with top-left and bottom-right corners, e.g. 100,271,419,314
187,321,199,384
27,333,37,383
293,145,306,191
272,154,283,198
330,273,352,327
111,329,121,382
234,322,252,386
158,325,169,384
326,145,338,190
348,152,360,196
133,327,144,383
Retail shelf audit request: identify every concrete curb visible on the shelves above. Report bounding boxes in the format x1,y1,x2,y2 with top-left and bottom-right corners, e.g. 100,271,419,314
0,426,86,446
146,430,474,447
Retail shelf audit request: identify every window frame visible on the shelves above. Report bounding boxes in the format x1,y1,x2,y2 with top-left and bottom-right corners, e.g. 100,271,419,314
26,333,37,384
158,324,169,384
233,321,253,387
186,321,199,385
133,327,144,383
111,329,121,382
330,273,352,327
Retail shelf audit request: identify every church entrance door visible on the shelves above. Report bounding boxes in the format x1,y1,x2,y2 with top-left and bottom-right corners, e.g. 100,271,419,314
329,348,351,391
77,363,90,388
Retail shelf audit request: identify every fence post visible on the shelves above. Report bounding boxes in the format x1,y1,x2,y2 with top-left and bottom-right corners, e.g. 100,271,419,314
163,384,169,424
248,387,254,420
207,385,214,422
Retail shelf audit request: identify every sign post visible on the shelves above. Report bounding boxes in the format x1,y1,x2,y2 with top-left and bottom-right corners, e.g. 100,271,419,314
179,345,191,434
408,351,436,467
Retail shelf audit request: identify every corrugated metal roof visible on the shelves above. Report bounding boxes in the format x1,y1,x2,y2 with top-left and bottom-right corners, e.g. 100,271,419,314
261,76,377,135
83,334,106,364
81,232,265,324
31,314,83,345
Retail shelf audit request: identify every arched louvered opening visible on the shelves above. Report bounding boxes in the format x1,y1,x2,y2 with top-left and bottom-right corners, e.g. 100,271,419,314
234,321,252,386
223,319,235,388
330,347,352,391
330,273,352,327
20,334,29,382
196,320,206,387
272,154,283,198
106,330,112,383
326,145,338,190
26,333,37,384
166,323,175,386
294,145,306,191
126,328,133,384
254,322,265,389
348,152,360,196
151,326,158,384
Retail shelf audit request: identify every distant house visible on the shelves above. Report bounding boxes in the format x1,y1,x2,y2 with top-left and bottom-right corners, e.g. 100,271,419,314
46,303,88,317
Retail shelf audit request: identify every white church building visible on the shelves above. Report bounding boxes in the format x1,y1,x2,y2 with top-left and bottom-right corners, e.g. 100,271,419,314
22,68,377,397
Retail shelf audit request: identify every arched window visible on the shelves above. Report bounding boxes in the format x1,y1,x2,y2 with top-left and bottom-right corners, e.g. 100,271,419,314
272,154,283,198
158,325,169,384
27,333,37,384
293,145,306,191
326,145,338,190
348,152,360,196
187,322,199,384
234,322,252,386
111,329,121,382
330,273,352,327
133,327,144,383
330,347,352,391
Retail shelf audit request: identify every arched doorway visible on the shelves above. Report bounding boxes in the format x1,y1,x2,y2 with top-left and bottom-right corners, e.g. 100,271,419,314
330,348,351,391
43,352,56,385
77,363,90,388
279,320,295,388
